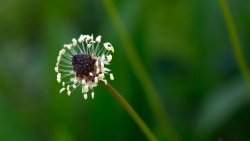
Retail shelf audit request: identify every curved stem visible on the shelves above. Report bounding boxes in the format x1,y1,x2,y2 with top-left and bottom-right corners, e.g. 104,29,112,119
102,1,180,140
105,83,158,141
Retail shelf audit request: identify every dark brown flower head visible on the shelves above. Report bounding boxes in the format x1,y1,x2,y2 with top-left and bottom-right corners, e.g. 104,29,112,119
55,34,114,99
72,54,96,79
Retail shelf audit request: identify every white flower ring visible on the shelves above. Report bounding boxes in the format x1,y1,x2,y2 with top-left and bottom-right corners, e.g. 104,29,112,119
55,34,114,99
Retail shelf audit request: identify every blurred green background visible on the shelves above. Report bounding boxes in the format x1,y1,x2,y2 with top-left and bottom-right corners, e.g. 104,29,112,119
0,0,250,140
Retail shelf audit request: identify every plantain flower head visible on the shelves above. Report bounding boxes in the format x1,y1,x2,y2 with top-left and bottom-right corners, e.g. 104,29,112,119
55,34,114,99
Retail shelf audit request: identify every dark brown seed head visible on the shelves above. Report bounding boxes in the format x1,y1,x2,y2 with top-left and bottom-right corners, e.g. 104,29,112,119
72,54,96,79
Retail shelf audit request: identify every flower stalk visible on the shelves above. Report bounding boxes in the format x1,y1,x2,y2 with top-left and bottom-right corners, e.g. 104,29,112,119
105,83,158,141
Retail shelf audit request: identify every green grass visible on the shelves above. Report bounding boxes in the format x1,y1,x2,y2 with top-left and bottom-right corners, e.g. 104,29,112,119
102,0,180,140
220,0,250,95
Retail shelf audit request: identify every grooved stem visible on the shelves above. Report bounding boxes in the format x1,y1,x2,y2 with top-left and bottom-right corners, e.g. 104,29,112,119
105,84,158,141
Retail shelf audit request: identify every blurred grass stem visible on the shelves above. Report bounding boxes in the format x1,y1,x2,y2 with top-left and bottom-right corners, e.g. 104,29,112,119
220,0,250,94
102,0,180,140
105,84,158,141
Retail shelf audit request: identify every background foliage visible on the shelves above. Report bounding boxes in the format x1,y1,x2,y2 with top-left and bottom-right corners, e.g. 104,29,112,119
0,0,249,140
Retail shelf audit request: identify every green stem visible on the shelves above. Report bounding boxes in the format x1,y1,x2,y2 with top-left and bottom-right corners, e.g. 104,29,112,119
220,0,250,94
102,0,180,141
105,83,158,141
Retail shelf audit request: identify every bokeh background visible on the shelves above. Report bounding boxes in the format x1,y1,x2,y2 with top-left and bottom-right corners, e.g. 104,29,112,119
0,0,249,140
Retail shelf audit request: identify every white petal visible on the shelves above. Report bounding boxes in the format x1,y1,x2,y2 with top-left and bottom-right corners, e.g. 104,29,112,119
62,82,65,86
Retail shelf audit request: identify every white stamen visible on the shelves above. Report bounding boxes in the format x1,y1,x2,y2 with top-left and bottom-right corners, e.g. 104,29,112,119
57,56,61,62
101,54,105,61
102,79,107,85
72,38,77,46
89,82,97,89
104,42,114,53
74,79,78,84
57,73,61,83
101,61,104,68
84,94,88,100
94,77,98,83
82,85,89,93
96,68,100,74
72,84,77,89
60,48,65,54
96,35,101,43
64,44,72,49
89,41,95,44
95,60,99,67
98,74,104,80
107,54,112,62
78,35,85,43
59,49,65,56
55,67,59,72
110,73,114,80
56,34,115,98
87,44,91,48
70,77,76,82
103,68,111,72
91,92,95,99
59,87,65,93
67,85,71,96
82,80,86,85
67,91,71,96
67,85,70,91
